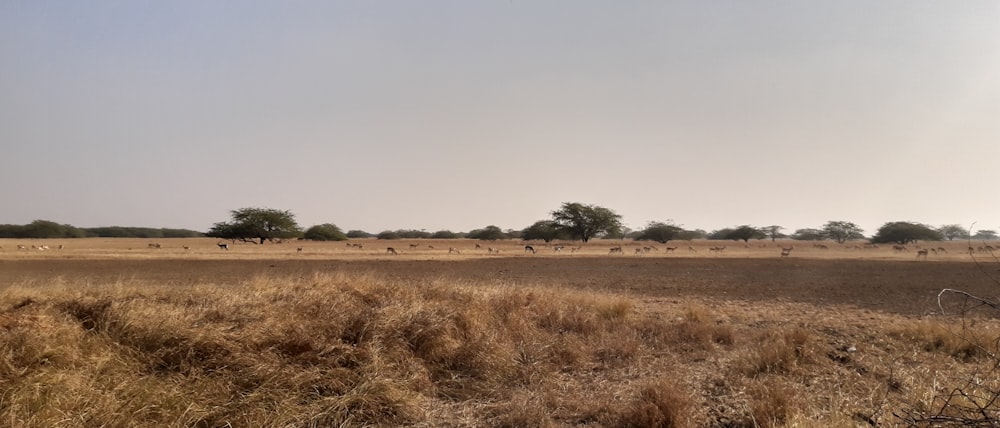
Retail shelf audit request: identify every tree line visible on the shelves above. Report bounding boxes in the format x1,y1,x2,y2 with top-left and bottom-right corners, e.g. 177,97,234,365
201,204,998,246
6,204,996,245
0,220,204,239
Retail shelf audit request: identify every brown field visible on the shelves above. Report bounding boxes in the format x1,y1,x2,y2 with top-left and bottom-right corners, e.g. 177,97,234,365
2,238,999,427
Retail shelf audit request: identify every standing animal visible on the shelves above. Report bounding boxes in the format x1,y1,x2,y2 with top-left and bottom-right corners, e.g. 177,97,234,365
386,247,398,255
524,245,536,254
609,246,623,254
217,242,229,250
780,247,793,257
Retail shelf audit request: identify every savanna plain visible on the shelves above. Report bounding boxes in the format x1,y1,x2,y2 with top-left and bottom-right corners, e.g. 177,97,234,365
1,238,999,427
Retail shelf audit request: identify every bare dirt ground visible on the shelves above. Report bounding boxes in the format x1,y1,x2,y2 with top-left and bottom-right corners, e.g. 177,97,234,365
2,238,997,317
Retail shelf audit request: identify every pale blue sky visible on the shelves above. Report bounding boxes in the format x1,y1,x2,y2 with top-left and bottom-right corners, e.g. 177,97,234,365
2,1,999,235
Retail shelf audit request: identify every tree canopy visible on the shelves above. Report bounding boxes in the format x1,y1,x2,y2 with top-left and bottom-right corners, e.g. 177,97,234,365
711,225,765,242
938,224,970,241
466,225,508,241
521,220,566,242
550,202,623,242
871,221,944,245
346,230,373,239
972,229,999,240
635,222,684,244
303,223,347,241
761,225,786,242
207,207,302,244
821,221,865,243
790,228,826,241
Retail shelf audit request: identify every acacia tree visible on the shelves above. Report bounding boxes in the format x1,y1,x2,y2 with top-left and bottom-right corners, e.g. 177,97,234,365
467,225,508,241
871,221,943,244
973,229,999,240
821,221,865,244
303,223,347,241
550,202,623,243
636,222,684,244
791,228,825,241
521,220,566,242
207,207,302,244
938,224,971,241
762,225,785,242
725,225,765,243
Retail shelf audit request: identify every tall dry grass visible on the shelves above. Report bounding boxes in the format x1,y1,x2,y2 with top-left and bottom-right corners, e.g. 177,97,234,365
1,272,693,427
2,272,999,426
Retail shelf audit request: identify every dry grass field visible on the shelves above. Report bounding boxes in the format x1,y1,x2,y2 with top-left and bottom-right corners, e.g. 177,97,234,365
2,238,999,427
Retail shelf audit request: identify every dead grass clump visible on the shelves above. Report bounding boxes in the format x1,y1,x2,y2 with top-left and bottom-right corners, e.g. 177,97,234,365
614,378,694,428
307,379,423,427
58,296,113,331
489,391,557,428
672,305,736,350
738,327,815,376
893,320,999,362
746,379,794,428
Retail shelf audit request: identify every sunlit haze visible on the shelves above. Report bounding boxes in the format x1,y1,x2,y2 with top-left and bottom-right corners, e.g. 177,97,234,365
3,2,999,235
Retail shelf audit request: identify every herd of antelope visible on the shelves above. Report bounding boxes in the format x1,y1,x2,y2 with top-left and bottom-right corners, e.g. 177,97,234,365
3,240,995,261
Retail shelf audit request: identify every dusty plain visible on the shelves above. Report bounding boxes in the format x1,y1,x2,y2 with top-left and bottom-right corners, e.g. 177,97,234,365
2,238,997,316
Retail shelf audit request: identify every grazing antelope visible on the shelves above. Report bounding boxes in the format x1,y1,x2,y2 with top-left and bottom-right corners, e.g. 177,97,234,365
709,246,726,253
936,247,947,253
183,246,190,250
634,248,645,255
570,246,582,253
553,245,565,253
449,247,461,254
386,247,398,255
409,243,420,250
780,247,793,257
148,243,161,249
296,247,303,252
916,249,928,259
893,245,908,252
813,244,829,250
17,245,27,251
217,242,229,250
524,245,536,254
665,247,677,253
475,244,482,250
609,246,623,254
428,245,434,249
688,246,697,252
488,247,500,254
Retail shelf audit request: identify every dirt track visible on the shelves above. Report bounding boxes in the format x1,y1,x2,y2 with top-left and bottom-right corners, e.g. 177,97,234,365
2,257,997,316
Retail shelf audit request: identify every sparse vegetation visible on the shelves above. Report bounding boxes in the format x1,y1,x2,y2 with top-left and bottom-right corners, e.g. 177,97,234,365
2,238,999,426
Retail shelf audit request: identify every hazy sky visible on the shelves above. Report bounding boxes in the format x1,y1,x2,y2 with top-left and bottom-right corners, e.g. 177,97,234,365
2,1,999,235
